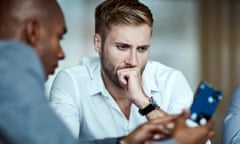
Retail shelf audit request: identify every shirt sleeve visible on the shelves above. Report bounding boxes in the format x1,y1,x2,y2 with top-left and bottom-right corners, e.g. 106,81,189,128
223,84,240,144
166,71,193,114
49,70,80,138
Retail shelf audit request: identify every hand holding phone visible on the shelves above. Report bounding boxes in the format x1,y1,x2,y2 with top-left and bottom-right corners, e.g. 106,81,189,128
190,81,222,125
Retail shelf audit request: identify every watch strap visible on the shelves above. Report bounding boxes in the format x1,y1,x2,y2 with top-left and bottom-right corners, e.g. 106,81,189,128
139,97,159,115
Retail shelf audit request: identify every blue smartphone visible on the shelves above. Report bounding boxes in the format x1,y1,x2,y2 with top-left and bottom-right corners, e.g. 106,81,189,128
190,81,222,125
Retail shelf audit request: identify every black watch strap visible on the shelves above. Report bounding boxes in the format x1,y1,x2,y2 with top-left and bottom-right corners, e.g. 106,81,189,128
139,97,159,116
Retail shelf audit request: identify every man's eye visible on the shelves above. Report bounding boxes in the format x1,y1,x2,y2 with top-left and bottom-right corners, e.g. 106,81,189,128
138,47,148,52
116,45,127,50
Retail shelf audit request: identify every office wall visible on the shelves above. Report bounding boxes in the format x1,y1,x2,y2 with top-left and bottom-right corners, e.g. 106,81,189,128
200,0,240,143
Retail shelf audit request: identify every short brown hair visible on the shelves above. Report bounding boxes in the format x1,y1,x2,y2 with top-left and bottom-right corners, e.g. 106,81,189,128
95,0,153,41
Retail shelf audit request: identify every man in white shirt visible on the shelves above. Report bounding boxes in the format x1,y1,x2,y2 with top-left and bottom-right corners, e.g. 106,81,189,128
50,0,193,140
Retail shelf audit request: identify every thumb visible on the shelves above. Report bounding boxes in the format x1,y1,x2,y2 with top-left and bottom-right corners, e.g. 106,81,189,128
180,109,190,119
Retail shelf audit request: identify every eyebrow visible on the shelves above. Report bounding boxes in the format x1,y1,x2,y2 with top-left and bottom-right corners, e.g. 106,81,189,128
115,42,150,47
115,42,131,47
139,45,150,48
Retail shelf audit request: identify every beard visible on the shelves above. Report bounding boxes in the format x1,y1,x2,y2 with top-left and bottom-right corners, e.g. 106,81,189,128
100,51,146,89
100,52,122,88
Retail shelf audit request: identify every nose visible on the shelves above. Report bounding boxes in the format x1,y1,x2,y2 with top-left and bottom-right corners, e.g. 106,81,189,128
125,50,137,67
58,47,65,60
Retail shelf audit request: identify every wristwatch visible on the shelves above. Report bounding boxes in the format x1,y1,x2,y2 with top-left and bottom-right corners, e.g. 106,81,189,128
139,97,160,116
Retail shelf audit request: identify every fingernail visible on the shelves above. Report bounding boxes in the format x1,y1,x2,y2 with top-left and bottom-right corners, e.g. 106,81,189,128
166,122,175,129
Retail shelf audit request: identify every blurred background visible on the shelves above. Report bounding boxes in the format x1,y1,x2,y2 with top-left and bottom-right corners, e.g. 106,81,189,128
45,0,240,143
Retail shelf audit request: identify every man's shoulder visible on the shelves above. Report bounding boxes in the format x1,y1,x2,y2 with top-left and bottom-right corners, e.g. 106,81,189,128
143,60,185,86
60,56,100,78
145,60,179,74
0,40,43,76
0,40,25,48
0,40,40,65
0,40,34,55
0,41,45,101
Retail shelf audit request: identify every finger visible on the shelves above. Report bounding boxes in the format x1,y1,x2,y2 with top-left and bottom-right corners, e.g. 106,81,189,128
201,119,214,136
208,130,215,139
152,133,171,141
177,114,187,124
151,122,174,135
205,120,215,138
152,134,162,140
148,115,177,125
117,70,128,86
182,109,190,118
149,116,177,132
165,122,175,130
141,122,170,135
206,119,214,130
177,109,190,124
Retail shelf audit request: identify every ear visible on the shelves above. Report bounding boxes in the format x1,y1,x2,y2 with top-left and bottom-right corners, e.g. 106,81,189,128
93,33,102,54
24,20,40,48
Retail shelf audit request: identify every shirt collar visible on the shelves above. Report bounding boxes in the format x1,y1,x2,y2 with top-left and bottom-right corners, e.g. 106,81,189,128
85,57,109,98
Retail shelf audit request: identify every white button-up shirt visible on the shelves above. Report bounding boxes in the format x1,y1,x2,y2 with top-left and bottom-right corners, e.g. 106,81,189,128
49,56,193,140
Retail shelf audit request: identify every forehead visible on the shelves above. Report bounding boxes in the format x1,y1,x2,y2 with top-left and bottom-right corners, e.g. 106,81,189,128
106,24,151,44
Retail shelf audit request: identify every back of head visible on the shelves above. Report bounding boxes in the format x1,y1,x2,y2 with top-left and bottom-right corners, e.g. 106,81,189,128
95,0,153,41
0,0,62,41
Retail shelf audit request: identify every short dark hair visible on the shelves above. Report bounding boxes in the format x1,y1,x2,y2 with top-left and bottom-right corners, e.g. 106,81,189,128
95,0,153,41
